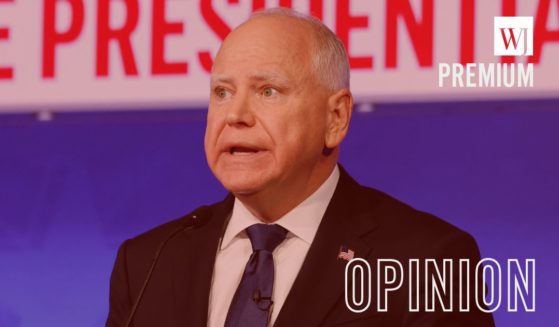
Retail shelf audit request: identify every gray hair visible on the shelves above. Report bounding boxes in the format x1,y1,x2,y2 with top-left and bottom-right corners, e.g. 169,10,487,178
249,8,350,91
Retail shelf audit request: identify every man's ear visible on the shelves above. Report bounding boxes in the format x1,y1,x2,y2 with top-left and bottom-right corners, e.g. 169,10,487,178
324,88,353,149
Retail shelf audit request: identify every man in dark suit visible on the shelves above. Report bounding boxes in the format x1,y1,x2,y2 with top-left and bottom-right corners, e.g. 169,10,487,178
106,8,494,327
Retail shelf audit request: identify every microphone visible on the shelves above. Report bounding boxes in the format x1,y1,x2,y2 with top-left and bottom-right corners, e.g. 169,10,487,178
124,205,212,327
252,288,274,311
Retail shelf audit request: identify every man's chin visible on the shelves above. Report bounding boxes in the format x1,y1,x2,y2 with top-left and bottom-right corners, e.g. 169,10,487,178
215,169,275,195
221,179,263,196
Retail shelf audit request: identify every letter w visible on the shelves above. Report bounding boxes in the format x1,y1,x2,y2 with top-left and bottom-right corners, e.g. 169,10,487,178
500,28,523,50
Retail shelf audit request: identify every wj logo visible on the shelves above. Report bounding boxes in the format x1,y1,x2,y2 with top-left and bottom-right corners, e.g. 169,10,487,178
494,16,534,56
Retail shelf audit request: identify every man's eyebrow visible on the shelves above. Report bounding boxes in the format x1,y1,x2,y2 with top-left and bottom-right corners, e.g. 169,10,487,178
248,73,290,84
210,74,233,85
210,73,291,85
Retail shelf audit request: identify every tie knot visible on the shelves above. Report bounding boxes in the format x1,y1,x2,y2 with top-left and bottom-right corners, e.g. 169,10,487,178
246,224,288,252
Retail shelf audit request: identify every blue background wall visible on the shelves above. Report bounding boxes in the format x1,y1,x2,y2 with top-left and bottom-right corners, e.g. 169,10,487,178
1,99,558,326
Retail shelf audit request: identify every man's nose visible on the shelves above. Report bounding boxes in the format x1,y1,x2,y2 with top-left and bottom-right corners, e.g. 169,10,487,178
225,91,256,127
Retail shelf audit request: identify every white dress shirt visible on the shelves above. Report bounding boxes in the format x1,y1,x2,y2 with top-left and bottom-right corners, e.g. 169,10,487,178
207,165,340,327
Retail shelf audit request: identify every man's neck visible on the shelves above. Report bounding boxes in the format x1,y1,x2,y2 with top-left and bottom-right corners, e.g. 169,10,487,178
235,163,338,223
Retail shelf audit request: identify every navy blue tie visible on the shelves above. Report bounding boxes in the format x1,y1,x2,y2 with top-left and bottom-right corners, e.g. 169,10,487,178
224,224,288,327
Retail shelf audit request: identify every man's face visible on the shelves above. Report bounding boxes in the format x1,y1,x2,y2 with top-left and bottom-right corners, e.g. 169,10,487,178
204,16,331,196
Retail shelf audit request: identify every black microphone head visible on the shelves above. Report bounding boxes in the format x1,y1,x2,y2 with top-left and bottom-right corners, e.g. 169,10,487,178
184,205,212,229
253,288,261,303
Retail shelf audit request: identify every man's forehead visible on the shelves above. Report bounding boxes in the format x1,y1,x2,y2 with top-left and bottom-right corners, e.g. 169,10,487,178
210,15,316,85
220,15,314,53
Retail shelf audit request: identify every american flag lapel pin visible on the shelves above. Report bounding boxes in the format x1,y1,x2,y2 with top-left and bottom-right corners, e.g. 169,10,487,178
337,245,355,261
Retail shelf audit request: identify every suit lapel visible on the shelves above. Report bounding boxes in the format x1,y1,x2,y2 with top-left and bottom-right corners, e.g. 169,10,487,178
170,195,234,326
274,167,379,327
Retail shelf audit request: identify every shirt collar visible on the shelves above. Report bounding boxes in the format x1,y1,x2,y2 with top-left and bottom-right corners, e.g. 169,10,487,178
220,165,340,250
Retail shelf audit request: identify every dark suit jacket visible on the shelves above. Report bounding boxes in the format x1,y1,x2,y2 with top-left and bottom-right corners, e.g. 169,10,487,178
106,167,495,327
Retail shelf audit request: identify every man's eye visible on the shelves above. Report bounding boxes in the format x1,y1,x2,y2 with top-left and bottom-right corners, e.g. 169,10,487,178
262,87,278,97
215,88,230,99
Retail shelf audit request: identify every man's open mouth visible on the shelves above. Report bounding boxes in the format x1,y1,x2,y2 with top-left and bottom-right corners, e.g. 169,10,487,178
229,146,260,155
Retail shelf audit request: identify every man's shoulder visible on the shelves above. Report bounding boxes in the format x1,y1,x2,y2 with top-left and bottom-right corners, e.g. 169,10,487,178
363,184,465,233
352,182,478,255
